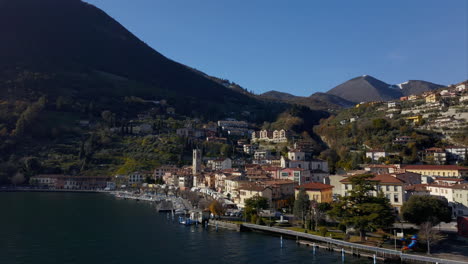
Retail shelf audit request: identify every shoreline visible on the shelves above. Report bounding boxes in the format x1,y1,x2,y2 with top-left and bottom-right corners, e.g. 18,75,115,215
4,188,466,263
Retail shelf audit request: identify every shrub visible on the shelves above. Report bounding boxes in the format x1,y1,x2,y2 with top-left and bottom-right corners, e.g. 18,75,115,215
319,227,328,237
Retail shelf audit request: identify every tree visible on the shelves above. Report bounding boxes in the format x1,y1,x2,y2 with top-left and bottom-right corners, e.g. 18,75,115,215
418,221,444,255
401,195,452,226
209,200,225,219
11,172,25,186
245,196,269,213
294,188,310,228
400,195,451,254
328,174,395,241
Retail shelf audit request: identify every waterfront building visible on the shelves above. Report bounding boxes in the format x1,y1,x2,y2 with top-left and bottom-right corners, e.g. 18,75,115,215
236,184,273,208
30,175,111,190
295,182,334,203
340,174,406,211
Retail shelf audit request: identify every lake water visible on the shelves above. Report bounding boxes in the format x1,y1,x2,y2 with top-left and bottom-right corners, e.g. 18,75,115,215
0,192,371,264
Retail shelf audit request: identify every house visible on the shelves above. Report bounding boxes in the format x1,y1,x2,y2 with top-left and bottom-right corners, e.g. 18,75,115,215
154,165,178,180
280,168,311,185
364,164,399,175
434,177,465,186
251,129,290,143
453,185,468,217
460,95,468,102
446,146,468,163
237,185,273,208
327,174,349,197
263,166,282,179
400,96,408,101
388,102,399,108
393,136,413,145
224,175,248,198
421,148,447,165
456,83,467,92
402,165,468,178
218,120,249,136
366,150,388,162
29,175,111,190
425,93,440,104
207,158,232,171
408,95,419,101
426,184,468,217
128,171,147,185
405,115,423,125
254,150,271,160
243,144,255,155
405,184,430,200
295,182,334,203
340,174,406,211
261,180,296,209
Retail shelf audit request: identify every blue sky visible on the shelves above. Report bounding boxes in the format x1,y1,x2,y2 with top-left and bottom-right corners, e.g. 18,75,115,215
85,0,467,96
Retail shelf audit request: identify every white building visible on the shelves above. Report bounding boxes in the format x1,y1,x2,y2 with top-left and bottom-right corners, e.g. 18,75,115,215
207,158,232,171
340,174,406,211
366,150,388,161
446,146,468,163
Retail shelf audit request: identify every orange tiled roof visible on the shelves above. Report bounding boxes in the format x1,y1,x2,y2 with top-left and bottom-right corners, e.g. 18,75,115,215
295,182,333,191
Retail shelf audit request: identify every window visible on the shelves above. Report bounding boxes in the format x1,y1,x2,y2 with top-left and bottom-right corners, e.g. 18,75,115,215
394,194,399,203
394,186,398,192
386,185,390,192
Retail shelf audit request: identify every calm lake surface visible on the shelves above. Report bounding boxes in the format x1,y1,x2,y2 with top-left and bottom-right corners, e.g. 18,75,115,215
0,192,371,264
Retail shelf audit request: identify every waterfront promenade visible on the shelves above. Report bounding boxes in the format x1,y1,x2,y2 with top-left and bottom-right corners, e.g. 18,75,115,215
242,223,467,264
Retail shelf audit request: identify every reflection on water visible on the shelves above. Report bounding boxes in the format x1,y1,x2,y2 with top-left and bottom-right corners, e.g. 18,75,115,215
0,193,371,264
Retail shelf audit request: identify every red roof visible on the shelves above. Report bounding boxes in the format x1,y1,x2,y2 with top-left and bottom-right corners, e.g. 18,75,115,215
435,177,463,181
403,165,468,171
296,182,333,191
340,174,405,184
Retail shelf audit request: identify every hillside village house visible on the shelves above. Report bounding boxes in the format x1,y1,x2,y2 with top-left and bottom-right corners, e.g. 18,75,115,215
207,158,232,171
279,168,311,185
254,150,271,160
446,146,468,162
154,165,178,180
251,129,290,143
405,115,423,125
280,150,329,172
364,164,399,175
425,93,440,103
295,182,334,203
393,136,414,145
340,174,406,211
403,165,468,178
456,83,466,92
366,150,388,161
421,147,447,165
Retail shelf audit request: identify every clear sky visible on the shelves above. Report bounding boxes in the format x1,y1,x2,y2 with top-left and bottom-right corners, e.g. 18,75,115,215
85,0,467,96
